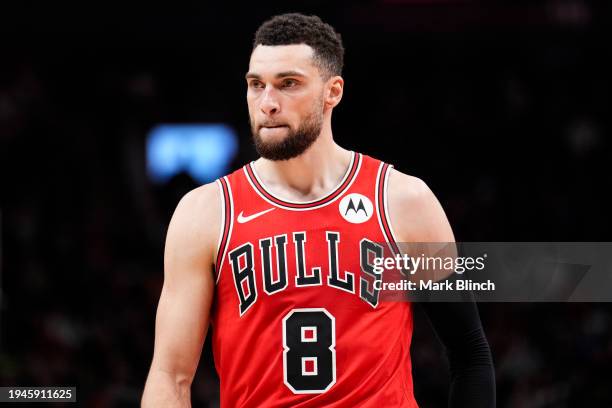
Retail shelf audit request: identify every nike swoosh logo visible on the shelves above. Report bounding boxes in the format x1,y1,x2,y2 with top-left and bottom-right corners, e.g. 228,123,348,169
237,208,275,223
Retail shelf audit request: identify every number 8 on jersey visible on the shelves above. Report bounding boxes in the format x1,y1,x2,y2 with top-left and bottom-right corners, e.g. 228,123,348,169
283,308,336,394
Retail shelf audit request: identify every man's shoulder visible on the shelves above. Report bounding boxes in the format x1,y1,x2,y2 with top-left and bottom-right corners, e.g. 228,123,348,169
180,182,220,212
354,152,431,205
166,182,222,262
172,182,222,238
387,167,431,205
385,167,454,242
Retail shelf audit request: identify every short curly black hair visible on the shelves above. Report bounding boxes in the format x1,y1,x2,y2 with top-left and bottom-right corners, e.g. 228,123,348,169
253,13,344,79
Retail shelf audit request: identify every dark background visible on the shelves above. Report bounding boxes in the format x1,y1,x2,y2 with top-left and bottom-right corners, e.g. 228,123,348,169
1,1,611,406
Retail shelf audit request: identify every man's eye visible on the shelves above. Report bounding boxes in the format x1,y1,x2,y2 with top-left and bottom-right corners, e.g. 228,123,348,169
250,81,264,89
282,79,298,88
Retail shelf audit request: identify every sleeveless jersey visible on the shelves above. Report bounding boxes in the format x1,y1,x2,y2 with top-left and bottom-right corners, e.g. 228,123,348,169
211,152,418,407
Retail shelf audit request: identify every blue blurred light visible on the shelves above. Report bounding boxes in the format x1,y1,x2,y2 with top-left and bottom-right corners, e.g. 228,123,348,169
147,124,238,184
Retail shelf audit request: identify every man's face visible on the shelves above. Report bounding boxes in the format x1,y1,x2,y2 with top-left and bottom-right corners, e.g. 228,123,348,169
246,44,326,160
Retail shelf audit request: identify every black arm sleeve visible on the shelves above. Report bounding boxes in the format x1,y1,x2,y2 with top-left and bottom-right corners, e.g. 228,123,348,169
419,294,496,408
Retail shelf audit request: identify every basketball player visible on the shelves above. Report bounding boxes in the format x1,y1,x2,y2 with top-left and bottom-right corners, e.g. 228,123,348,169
142,13,495,407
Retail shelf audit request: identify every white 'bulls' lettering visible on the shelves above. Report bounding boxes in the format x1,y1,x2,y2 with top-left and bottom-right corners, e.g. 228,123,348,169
228,232,385,316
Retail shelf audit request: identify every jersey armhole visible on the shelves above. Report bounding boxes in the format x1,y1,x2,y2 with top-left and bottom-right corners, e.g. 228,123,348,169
214,177,234,285
375,162,401,256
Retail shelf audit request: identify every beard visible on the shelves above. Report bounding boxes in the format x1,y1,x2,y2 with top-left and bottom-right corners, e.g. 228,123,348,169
250,99,324,161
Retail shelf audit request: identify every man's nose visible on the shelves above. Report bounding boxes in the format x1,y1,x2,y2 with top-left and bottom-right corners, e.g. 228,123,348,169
260,86,280,116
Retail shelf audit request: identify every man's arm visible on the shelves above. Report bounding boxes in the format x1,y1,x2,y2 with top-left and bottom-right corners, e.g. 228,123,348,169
142,183,220,407
387,169,496,407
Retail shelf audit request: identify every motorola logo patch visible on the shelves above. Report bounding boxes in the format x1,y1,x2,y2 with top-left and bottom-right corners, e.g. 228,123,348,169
339,193,373,224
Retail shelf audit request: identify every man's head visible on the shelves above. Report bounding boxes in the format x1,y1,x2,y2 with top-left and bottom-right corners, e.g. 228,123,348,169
246,13,345,161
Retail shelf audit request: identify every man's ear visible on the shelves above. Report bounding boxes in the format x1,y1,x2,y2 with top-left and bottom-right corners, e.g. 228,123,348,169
325,76,344,109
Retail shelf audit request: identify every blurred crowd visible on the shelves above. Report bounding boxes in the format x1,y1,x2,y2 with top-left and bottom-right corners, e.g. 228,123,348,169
1,2,611,406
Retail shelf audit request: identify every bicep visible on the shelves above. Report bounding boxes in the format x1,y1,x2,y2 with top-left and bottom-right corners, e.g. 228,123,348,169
150,186,219,381
152,268,213,380
387,169,456,279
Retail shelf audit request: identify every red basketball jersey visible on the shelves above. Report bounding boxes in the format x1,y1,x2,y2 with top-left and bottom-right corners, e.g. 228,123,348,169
211,152,418,407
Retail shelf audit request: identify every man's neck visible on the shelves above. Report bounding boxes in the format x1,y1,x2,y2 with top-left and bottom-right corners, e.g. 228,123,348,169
252,133,352,203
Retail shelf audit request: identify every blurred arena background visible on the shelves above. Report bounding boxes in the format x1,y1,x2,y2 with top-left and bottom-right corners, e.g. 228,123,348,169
1,1,611,406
